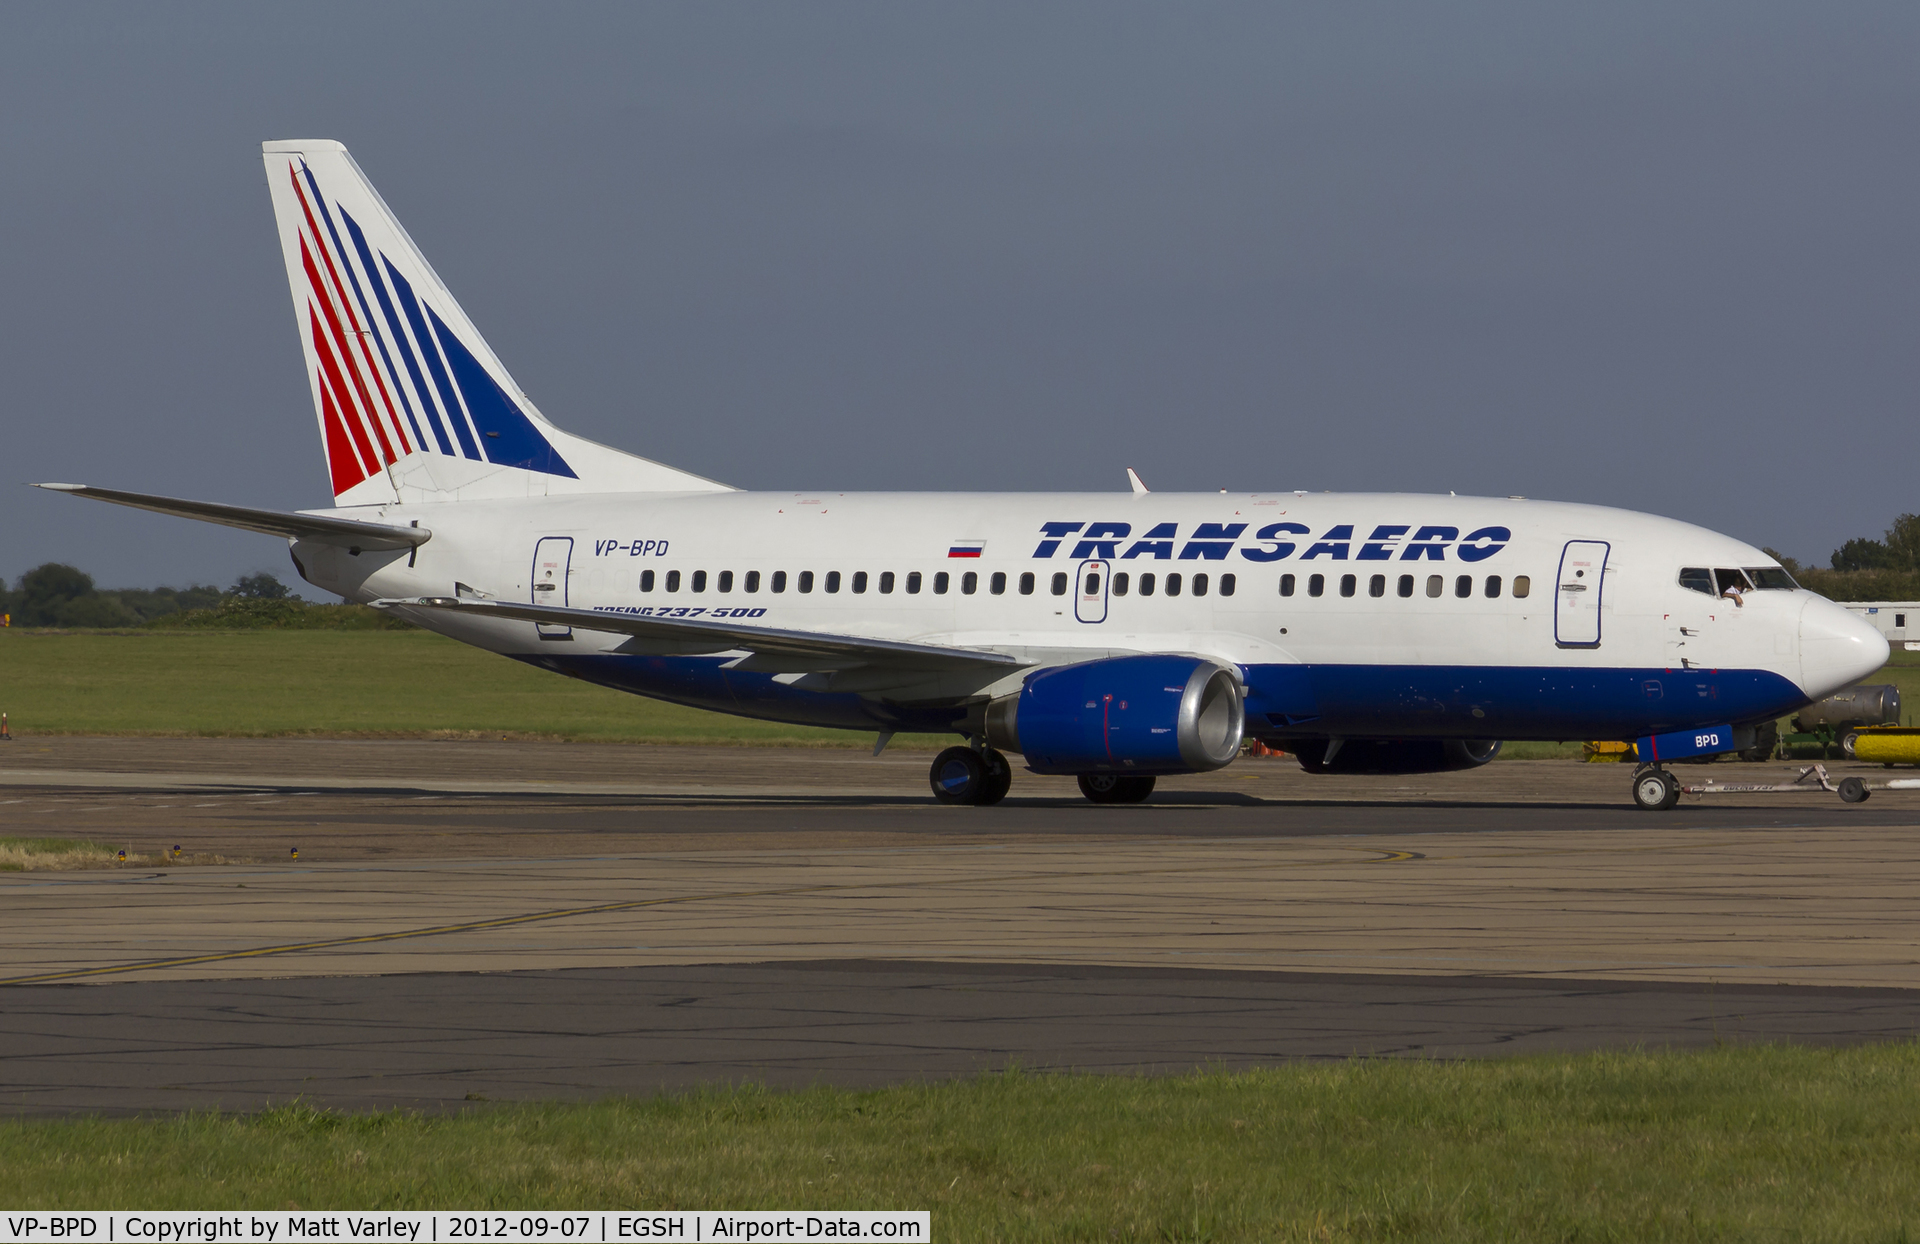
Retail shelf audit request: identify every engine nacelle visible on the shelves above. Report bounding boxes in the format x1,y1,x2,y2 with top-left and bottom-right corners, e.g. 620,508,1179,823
985,654,1245,775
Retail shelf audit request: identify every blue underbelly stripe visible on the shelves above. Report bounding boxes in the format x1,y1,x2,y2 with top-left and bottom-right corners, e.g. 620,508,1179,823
513,653,1808,743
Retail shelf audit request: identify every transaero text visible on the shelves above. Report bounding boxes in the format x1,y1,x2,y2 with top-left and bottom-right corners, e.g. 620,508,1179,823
1030,522,1511,562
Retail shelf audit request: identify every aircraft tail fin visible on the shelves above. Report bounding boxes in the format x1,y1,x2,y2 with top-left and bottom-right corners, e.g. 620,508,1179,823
261,140,729,504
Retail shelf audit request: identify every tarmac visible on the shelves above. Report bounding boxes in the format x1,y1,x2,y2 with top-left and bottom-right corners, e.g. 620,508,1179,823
3,737,1918,1114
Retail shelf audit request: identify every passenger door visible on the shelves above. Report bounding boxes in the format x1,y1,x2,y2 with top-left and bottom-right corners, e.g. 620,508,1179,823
530,536,574,641
1555,540,1610,648
1075,559,1111,624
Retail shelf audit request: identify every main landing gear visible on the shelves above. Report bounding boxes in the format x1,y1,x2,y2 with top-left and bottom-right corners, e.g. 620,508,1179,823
1077,773,1157,804
929,745,1013,806
1631,766,1681,811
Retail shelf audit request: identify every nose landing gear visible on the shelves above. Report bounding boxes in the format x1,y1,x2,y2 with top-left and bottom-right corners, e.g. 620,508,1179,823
929,745,1013,806
1631,766,1681,811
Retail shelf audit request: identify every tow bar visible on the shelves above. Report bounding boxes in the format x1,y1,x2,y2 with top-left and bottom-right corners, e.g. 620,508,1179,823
1678,763,1920,804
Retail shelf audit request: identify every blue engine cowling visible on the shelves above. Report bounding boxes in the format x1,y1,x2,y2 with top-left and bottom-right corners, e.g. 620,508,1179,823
984,654,1245,775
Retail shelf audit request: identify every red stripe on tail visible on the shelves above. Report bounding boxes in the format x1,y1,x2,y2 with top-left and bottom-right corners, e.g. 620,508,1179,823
317,370,369,494
299,234,398,466
288,168,412,456
310,305,382,480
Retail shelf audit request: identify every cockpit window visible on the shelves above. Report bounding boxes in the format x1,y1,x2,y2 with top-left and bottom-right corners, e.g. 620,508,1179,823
1678,567,1714,595
1746,567,1798,590
1713,568,1753,595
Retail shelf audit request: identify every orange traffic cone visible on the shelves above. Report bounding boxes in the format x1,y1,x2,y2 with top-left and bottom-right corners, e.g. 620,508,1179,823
0,712,11,741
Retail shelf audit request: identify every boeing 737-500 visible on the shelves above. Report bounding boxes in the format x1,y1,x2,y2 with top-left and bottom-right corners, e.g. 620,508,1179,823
37,140,1890,810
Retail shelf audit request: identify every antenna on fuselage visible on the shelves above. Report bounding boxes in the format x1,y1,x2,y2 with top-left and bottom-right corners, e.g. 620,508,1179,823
1127,468,1149,494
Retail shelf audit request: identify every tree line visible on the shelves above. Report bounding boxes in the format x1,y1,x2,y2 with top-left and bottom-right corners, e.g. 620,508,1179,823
0,564,297,627
1769,513,1920,602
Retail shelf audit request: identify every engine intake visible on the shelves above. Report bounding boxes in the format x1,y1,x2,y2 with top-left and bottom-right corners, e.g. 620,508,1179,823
985,654,1245,775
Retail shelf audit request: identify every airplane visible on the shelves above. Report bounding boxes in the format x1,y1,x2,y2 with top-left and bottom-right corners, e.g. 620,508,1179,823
36,140,1890,811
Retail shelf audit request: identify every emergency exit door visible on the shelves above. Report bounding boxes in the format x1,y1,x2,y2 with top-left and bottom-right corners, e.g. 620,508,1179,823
1076,559,1111,623
531,536,573,640
1554,539,1610,648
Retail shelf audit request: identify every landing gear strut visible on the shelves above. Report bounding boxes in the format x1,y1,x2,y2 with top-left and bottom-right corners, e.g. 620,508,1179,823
1631,766,1680,811
929,745,1013,806
1077,773,1156,804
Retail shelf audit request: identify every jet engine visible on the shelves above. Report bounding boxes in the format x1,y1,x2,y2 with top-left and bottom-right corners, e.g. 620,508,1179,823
1288,737,1502,774
984,654,1245,774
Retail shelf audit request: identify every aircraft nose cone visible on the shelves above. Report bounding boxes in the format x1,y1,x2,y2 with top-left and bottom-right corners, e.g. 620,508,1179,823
1799,597,1889,701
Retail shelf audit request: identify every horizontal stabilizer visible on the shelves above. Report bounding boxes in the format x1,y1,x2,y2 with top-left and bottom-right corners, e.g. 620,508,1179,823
33,483,430,551
374,596,1022,673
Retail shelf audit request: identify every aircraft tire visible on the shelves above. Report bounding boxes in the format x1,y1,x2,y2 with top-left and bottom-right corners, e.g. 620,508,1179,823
1077,773,1156,804
1839,776,1871,804
977,748,1014,806
930,746,989,805
1631,768,1680,811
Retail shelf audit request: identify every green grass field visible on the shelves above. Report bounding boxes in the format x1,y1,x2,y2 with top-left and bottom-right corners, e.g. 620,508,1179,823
1,630,1913,753
0,629,947,747
5,1046,1919,1238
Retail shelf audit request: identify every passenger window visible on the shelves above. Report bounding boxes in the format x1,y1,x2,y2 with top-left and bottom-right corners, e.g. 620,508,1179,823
718,570,733,593
1308,574,1324,598
1085,572,1102,595
1112,572,1129,596
962,571,978,595
1485,575,1501,598
906,571,922,594
1019,571,1035,595
1340,574,1356,598
1140,573,1157,596
851,571,867,594
641,569,655,592
1192,573,1208,597
798,571,814,593
772,570,788,593
1166,573,1183,597
744,571,760,593
1051,572,1068,595
1454,575,1471,599
825,571,842,593
1220,573,1235,597
879,571,895,594
1280,573,1295,598
935,572,950,594
666,570,682,592
1678,567,1714,595
1426,575,1442,598
1368,574,1385,598
691,570,707,592
990,571,1007,595
1397,574,1413,598
1513,575,1529,599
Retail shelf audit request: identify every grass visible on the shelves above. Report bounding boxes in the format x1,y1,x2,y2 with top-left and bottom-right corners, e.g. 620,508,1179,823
0,836,118,871
0,629,948,747
4,1045,1920,1238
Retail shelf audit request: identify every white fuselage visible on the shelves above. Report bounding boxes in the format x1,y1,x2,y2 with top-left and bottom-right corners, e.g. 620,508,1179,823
290,489,1887,744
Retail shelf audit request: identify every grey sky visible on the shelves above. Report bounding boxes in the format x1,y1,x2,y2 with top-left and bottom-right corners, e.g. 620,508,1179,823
5,2,1917,590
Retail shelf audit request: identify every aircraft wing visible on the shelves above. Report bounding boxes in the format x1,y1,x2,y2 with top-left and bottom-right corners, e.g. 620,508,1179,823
374,596,1026,673
33,483,431,551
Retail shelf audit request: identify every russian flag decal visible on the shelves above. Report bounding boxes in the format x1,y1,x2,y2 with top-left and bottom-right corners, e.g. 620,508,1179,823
948,540,985,558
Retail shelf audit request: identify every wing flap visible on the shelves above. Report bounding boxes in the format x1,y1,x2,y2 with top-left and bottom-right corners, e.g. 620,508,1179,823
34,483,430,550
375,596,1025,673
